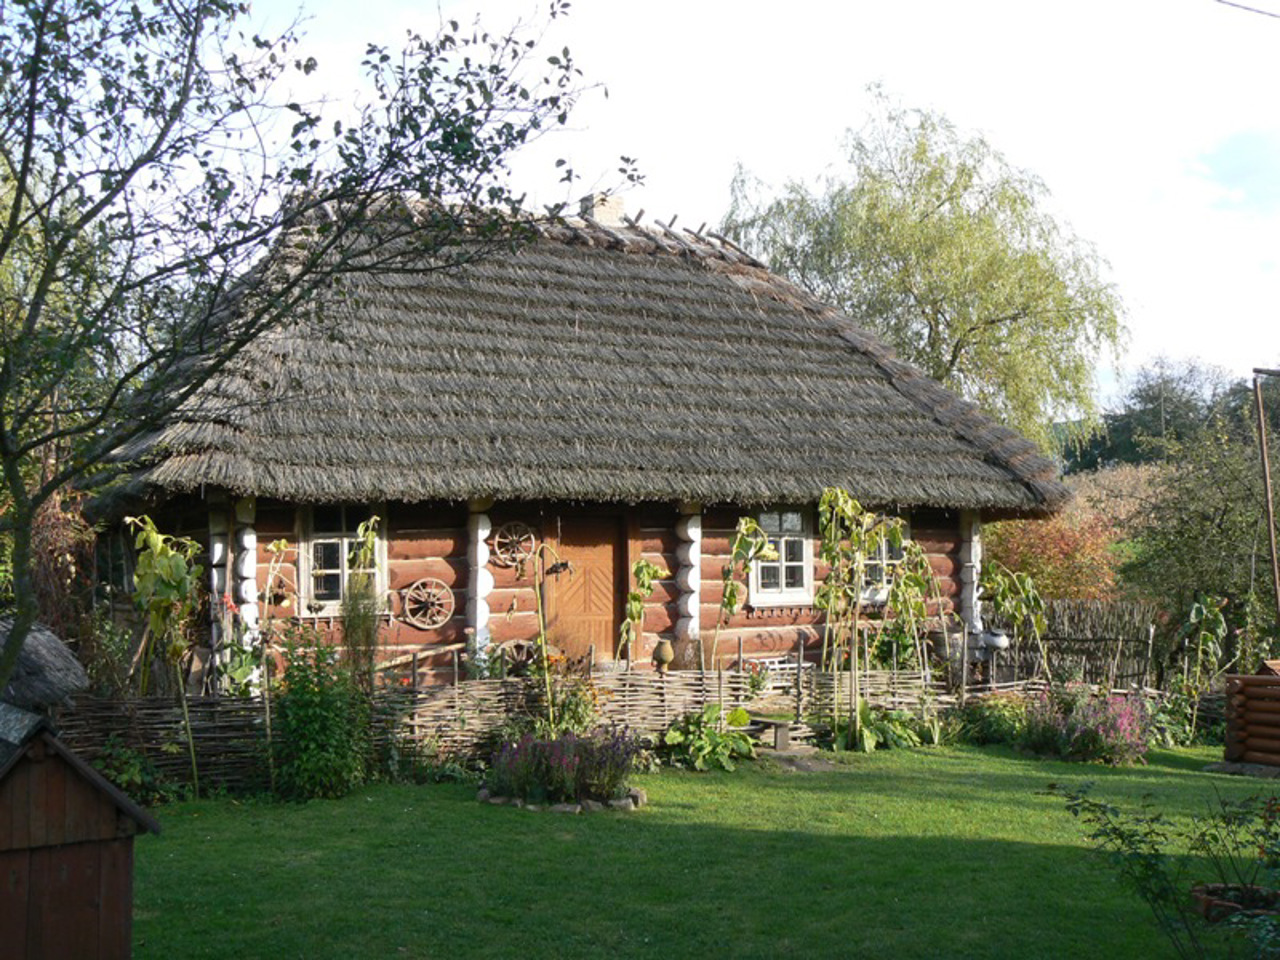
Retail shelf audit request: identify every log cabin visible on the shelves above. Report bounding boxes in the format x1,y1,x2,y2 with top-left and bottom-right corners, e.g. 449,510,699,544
106,198,1069,684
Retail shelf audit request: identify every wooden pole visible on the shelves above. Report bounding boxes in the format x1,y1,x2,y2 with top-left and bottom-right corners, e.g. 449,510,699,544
412,652,419,692
1142,624,1154,690
717,665,724,731
452,650,459,687
1254,373,1280,636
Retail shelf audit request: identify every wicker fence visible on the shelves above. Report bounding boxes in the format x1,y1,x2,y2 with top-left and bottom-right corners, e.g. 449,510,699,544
56,669,759,792
55,663,1080,791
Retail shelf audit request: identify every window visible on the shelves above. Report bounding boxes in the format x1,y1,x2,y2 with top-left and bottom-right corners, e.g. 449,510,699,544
863,516,909,602
302,504,383,614
749,509,813,607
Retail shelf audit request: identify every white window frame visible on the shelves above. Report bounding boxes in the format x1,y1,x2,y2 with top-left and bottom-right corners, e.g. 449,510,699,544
749,508,814,608
862,515,910,604
299,504,386,617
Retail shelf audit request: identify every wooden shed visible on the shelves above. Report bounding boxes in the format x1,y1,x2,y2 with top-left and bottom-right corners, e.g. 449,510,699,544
0,702,160,959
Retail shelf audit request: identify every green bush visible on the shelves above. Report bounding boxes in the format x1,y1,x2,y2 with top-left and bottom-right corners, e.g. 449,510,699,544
950,693,1029,745
92,735,181,806
273,643,369,801
661,703,755,771
824,702,935,752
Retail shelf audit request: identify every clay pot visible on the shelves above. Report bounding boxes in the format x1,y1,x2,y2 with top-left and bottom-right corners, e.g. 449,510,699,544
1190,883,1280,923
652,638,674,675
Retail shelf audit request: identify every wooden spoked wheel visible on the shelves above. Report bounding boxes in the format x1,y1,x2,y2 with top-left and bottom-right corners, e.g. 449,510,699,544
495,638,562,675
401,578,454,629
491,521,536,567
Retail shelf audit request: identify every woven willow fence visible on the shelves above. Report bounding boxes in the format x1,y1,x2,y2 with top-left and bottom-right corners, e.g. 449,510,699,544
55,664,1070,791
56,670,758,791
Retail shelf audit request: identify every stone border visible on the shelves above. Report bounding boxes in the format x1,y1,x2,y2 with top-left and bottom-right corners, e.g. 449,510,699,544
476,786,648,813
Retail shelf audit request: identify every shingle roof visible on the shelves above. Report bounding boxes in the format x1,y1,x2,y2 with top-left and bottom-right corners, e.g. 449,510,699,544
121,217,1069,516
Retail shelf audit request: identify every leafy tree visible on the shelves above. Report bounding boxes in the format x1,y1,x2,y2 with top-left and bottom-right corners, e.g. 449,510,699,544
985,510,1121,601
722,90,1124,449
0,0,593,690
1065,358,1280,472
1122,425,1277,664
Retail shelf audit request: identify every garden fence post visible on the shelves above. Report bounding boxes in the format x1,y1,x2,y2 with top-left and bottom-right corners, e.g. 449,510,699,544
412,652,419,693
717,666,724,731
1142,624,1154,691
453,650,459,686
795,639,804,723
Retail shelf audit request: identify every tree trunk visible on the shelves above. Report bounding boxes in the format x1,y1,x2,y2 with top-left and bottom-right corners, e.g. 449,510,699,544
0,502,39,693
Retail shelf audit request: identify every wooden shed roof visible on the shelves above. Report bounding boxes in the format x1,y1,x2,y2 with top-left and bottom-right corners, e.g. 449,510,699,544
0,702,160,837
120,217,1069,516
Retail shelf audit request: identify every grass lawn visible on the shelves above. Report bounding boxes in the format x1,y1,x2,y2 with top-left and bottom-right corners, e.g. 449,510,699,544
134,745,1257,959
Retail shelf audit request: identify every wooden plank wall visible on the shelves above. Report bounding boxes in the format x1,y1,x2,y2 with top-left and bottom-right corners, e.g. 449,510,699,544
0,741,137,960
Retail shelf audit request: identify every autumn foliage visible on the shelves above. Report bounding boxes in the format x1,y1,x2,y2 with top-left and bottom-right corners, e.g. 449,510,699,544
984,512,1121,601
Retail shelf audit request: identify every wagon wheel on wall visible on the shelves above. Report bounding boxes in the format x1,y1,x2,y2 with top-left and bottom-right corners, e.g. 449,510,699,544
401,578,454,630
491,521,536,568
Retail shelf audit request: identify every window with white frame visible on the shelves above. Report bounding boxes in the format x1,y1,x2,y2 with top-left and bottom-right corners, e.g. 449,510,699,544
749,508,813,607
303,504,383,615
862,516,909,602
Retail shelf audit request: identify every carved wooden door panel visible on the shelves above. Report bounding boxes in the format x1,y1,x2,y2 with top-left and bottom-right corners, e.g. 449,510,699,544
547,515,623,661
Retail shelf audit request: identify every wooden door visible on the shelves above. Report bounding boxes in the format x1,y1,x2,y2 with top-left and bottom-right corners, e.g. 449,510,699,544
547,514,623,661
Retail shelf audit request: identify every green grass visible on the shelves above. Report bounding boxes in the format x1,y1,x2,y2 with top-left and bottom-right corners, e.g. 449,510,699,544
135,745,1254,959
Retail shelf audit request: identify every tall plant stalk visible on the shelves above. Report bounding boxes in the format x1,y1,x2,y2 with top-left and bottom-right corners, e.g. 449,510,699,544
126,516,203,795
711,518,776,672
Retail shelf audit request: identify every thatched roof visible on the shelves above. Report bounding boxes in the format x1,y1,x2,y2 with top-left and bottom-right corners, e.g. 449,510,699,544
1,619,89,711
119,217,1069,516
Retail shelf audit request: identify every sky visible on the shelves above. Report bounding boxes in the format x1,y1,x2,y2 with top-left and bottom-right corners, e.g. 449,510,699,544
249,0,1280,406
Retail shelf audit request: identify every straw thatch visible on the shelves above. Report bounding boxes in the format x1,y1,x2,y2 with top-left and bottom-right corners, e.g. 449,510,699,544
119,216,1068,515
0,618,89,711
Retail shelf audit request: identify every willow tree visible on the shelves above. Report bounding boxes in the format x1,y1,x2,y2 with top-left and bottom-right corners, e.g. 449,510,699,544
722,91,1124,450
0,0,594,691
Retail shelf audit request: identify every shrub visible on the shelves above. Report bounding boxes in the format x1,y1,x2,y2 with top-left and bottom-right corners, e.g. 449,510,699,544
950,693,1029,745
92,735,181,806
824,702,931,752
660,702,755,771
273,643,369,800
485,730,642,804
1020,685,1150,765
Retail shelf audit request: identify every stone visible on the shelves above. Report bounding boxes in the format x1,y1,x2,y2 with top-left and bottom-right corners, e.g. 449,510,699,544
524,804,541,812
551,803,582,814
627,787,648,808
486,795,508,805
476,787,491,802
608,797,635,812
582,799,605,813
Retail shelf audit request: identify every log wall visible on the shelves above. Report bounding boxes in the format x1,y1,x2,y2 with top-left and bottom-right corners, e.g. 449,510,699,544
699,506,962,668
215,499,968,683
1225,674,1280,765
